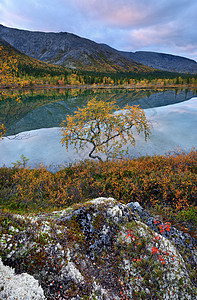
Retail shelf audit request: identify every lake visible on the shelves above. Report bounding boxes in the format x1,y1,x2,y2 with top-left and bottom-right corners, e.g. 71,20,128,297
0,87,197,169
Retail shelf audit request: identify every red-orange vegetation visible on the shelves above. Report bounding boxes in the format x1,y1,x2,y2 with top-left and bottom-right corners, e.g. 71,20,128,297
0,149,196,213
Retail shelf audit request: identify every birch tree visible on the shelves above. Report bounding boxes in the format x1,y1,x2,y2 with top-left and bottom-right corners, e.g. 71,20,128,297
60,99,151,161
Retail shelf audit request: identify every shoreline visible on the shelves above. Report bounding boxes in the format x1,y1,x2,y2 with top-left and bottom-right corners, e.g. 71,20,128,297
1,83,197,91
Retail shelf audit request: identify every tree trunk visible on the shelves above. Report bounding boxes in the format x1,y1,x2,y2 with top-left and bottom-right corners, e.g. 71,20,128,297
89,144,102,161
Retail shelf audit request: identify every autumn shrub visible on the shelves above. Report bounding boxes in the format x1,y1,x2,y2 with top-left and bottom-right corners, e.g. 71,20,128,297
0,149,196,215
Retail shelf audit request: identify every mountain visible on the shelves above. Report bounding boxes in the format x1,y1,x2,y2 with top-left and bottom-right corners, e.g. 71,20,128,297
0,24,154,73
119,50,197,74
0,37,68,77
1,24,197,74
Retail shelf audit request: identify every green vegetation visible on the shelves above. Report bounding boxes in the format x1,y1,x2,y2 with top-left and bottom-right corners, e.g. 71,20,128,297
0,38,68,80
73,69,197,86
1,38,197,89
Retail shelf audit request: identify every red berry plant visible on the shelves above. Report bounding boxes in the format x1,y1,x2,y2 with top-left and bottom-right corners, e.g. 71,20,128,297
116,219,194,299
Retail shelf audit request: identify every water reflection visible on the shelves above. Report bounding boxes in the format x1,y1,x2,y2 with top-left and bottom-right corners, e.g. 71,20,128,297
1,97,196,169
2,87,196,135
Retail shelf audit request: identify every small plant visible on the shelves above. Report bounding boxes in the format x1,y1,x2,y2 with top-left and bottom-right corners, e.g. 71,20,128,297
178,206,197,225
12,154,29,168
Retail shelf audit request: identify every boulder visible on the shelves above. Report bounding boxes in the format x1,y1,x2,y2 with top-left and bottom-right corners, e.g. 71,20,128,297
0,198,196,299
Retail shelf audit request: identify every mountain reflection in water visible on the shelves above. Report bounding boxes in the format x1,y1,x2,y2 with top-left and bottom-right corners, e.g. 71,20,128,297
3,88,197,135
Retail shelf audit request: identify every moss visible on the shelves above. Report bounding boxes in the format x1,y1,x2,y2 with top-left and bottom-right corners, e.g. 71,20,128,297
92,214,105,230
178,206,197,225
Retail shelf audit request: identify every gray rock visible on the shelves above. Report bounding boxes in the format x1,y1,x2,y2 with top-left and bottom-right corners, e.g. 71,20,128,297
127,201,143,212
0,197,196,299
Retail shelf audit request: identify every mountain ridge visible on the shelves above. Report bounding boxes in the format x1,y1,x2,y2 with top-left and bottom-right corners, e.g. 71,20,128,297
0,24,152,73
100,42,197,73
1,24,197,74
119,50,197,73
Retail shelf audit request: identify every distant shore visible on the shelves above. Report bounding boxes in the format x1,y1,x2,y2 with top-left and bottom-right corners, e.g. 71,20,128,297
1,83,197,91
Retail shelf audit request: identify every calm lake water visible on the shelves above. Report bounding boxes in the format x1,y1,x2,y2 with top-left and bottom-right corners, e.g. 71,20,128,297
0,87,197,169
2,87,197,135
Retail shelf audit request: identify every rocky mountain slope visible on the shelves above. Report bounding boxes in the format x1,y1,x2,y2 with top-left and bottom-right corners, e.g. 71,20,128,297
119,50,197,74
0,198,196,299
0,24,152,73
0,37,68,77
1,24,197,74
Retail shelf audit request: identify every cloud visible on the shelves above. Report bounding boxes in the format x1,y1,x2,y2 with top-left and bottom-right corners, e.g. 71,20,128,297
0,0,197,60
74,0,194,28
75,0,149,28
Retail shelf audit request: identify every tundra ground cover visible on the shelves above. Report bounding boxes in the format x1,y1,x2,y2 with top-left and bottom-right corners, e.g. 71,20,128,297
0,150,196,299
0,149,196,222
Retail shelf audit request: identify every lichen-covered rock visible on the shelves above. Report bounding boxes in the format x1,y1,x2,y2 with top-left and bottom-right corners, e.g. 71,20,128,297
0,197,196,299
0,258,46,300
127,201,197,270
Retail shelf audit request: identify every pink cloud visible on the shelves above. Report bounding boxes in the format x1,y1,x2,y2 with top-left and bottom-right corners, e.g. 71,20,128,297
74,0,152,28
129,22,179,47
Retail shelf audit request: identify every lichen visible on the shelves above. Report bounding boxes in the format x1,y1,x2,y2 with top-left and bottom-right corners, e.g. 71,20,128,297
0,198,196,299
0,258,46,300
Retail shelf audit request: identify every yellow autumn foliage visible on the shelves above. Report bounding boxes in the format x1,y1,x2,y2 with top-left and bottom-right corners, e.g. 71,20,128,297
60,98,151,161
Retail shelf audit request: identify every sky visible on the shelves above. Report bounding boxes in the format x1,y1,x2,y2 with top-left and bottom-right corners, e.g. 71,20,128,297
0,0,197,61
